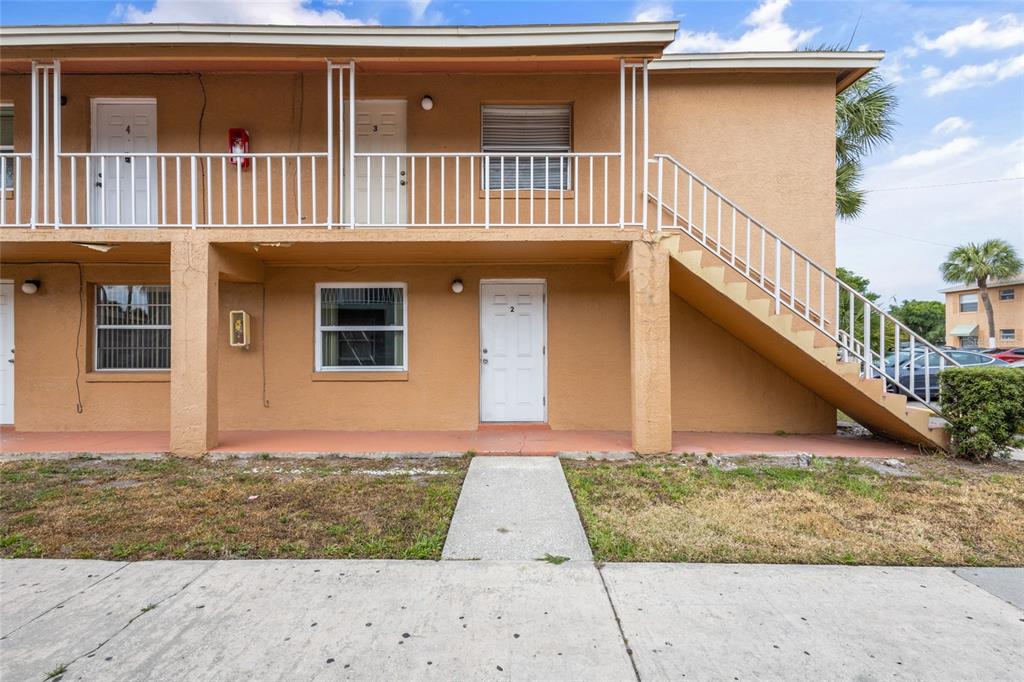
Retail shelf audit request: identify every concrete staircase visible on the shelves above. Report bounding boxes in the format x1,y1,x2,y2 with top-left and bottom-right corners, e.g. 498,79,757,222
662,233,949,450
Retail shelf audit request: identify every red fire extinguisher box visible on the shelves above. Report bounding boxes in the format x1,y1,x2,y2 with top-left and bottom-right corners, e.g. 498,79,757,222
228,128,250,169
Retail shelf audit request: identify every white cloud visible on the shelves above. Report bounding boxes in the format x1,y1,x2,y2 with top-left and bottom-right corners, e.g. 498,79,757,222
924,53,1024,96
920,65,941,79
931,116,971,136
839,137,1024,302
408,0,443,25
888,137,980,169
634,1,674,23
916,14,1024,56
666,0,818,53
113,0,367,25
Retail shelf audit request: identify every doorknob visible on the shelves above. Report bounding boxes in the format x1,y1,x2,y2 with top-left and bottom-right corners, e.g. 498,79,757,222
400,180,407,186
481,358,488,364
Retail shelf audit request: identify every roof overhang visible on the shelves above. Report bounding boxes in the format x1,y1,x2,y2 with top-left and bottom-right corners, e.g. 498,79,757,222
649,51,885,93
0,22,679,69
940,276,1024,294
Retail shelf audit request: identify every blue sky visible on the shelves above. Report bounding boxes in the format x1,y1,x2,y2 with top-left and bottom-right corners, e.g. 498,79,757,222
2,0,1022,303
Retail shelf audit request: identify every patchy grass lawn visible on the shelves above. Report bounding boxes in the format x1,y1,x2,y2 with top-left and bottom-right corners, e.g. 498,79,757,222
564,456,1024,566
0,456,468,560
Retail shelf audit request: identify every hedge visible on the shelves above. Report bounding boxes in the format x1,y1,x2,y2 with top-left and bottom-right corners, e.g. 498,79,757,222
939,367,1024,460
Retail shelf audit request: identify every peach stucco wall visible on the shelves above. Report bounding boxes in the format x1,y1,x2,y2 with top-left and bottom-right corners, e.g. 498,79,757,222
4,258,834,435
215,264,631,431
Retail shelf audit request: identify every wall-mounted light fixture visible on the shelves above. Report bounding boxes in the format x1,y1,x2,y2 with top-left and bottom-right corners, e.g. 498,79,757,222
420,95,434,111
21,280,40,295
451,278,464,294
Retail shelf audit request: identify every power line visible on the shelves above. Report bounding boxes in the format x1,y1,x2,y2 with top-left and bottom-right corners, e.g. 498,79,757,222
863,176,1024,193
839,223,957,248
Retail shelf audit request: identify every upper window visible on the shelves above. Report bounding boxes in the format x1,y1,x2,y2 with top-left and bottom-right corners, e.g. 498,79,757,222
481,104,572,191
1000,329,1015,341
316,284,407,371
1,104,13,191
94,285,171,371
959,293,978,313
999,288,1015,301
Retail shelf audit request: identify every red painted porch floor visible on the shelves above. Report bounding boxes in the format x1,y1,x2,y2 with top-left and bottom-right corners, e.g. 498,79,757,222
0,428,918,459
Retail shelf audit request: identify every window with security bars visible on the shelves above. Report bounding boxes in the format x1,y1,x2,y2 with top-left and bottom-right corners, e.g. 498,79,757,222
94,285,171,370
316,284,406,370
481,104,572,191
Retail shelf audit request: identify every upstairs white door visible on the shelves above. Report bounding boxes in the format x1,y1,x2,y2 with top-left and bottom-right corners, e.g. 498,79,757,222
91,99,158,226
479,281,546,422
0,282,13,424
353,99,407,225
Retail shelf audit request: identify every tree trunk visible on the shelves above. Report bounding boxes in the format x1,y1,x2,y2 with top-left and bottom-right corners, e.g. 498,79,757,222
979,278,996,348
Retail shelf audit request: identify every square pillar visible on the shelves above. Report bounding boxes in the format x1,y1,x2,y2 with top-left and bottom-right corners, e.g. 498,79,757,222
170,240,218,456
629,240,672,453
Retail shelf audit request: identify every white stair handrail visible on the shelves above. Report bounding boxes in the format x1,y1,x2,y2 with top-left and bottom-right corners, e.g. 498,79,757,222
649,153,960,412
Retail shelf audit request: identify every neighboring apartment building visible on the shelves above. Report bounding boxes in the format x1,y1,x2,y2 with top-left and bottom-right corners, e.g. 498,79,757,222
942,276,1024,348
0,22,951,455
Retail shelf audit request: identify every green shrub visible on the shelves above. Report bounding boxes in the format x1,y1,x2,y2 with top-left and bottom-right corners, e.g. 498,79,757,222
939,367,1024,460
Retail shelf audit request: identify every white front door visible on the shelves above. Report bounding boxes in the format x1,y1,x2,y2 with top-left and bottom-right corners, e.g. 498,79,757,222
480,281,546,422
354,99,407,225
0,282,14,424
91,99,158,225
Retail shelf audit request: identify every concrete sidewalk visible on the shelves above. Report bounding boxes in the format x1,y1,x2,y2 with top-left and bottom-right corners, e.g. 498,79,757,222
2,560,1021,681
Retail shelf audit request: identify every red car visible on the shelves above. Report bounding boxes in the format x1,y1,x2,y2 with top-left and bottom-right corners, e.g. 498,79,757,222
993,347,1024,362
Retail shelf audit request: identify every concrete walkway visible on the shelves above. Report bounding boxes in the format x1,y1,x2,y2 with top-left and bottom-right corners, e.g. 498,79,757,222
442,456,593,561
1,428,917,459
2,560,1021,681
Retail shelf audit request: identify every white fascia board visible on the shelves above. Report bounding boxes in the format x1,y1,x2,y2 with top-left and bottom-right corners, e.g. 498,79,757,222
0,22,679,50
649,51,885,72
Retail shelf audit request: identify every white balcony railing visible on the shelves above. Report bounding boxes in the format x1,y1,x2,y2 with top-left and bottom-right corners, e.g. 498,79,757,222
1,153,32,227
4,150,630,229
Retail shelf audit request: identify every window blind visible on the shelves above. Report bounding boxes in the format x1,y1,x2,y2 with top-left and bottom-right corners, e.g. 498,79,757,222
481,105,572,190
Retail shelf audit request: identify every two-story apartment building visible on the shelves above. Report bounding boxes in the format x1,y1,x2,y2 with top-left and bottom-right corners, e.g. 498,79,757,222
942,275,1024,348
0,22,953,456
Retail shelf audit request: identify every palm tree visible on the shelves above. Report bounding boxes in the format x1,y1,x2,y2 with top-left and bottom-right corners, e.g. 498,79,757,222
835,71,898,218
940,239,1024,348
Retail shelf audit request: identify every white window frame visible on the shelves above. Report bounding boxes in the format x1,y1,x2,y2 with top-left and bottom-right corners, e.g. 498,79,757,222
93,284,171,372
1000,329,1015,341
1,103,14,191
959,293,978,313
999,289,1015,301
315,282,408,372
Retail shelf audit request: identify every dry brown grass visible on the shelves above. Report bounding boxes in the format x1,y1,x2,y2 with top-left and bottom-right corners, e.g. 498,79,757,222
0,456,468,560
564,456,1024,566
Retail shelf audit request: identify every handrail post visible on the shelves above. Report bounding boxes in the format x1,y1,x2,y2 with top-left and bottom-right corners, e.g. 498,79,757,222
656,156,663,230
53,61,61,228
189,155,198,228
29,62,38,229
326,61,333,228
618,58,625,228
774,237,781,314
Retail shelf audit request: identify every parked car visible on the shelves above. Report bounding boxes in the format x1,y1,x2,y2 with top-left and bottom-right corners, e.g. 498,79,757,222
978,347,1008,355
885,350,1011,401
993,347,1024,362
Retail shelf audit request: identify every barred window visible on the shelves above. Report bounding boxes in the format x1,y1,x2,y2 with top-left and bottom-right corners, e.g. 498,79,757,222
481,104,572,191
94,285,171,371
316,284,406,371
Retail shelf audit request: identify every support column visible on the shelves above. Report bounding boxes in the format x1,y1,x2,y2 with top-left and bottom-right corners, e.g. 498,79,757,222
629,240,672,454
170,240,218,456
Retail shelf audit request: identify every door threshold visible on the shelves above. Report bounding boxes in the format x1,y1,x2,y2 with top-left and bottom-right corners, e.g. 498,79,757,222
477,423,551,432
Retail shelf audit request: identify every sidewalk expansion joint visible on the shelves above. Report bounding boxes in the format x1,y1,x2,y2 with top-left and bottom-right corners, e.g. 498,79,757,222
1,562,132,640
597,563,642,682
